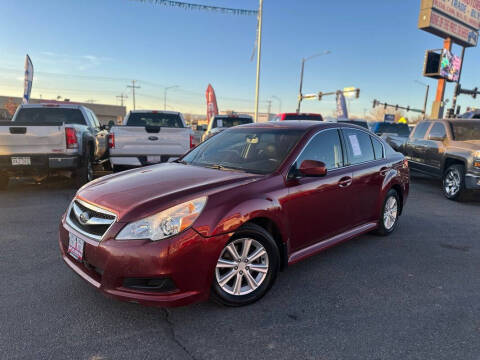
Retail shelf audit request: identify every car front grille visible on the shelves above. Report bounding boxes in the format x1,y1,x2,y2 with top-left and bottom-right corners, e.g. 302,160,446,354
66,199,116,241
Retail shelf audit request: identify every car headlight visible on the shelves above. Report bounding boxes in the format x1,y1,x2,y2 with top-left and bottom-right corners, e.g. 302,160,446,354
116,196,207,241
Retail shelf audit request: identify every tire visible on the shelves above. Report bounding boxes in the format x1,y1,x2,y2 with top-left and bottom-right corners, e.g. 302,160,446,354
0,173,9,190
375,189,400,236
75,149,93,188
443,164,467,201
211,223,280,307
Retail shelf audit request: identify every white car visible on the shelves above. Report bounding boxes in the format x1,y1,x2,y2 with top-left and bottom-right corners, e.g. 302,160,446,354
109,110,194,172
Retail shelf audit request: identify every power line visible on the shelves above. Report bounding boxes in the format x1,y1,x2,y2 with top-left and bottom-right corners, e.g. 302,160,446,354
116,93,128,107
132,0,258,16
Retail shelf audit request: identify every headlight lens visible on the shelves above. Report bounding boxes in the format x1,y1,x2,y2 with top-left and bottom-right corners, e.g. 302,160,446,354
116,196,207,241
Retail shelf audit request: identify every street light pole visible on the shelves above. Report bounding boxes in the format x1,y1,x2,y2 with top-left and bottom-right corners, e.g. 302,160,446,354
254,0,264,123
296,51,331,113
415,80,430,120
164,85,178,111
271,95,282,113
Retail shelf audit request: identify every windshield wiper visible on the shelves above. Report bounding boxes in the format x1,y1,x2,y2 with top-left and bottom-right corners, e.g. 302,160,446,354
205,164,246,172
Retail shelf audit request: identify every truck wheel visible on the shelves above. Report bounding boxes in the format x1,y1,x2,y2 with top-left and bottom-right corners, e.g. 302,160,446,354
75,152,93,188
0,173,9,190
443,164,467,201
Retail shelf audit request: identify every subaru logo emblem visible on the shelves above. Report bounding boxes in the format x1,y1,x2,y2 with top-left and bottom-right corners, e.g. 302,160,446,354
79,211,90,225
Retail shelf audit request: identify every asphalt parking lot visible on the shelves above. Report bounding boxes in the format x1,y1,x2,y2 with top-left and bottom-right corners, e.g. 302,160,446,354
1,174,479,360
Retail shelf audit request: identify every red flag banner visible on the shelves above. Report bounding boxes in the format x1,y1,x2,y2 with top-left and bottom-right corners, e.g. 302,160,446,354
206,84,219,121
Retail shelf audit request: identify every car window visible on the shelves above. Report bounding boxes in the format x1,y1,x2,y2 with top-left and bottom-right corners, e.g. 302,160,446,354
343,128,375,165
14,108,87,125
126,112,184,127
412,122,430,140
284,114,323,121
429,123,446,139
213,117,252,128
371,136,384,159
296,129,343,170
86,110,100,128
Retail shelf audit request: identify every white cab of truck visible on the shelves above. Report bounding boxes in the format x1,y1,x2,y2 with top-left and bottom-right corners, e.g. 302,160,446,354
109,110,194,171
0,104,108,189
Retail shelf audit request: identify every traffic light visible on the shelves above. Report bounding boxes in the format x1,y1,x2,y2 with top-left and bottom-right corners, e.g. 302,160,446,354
373,99,378,108
474,87,478,99
395,105,399,111
355,89,360,99
318,92,323,101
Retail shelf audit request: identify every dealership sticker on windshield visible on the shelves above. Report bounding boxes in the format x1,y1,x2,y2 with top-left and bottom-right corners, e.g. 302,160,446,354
348,135,362,157
68,233,84,262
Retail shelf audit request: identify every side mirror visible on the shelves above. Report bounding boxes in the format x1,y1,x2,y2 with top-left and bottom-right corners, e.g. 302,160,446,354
299,160,327,177
428,135,445,141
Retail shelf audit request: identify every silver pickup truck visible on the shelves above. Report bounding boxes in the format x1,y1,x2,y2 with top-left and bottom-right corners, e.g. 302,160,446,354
109,110,193,172
0,104,108,189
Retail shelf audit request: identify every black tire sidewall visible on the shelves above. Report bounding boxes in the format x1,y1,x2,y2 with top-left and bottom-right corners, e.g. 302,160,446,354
75,146,92,187
377,189,400,236
443,165,465,201
211,224,280,307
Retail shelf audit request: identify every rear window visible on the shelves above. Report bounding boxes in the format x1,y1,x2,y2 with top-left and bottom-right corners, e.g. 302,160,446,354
14,108,86,125
373,123,410,136
213,117,252,128
450,122,480,141
284,114,323,121
126,113,184,128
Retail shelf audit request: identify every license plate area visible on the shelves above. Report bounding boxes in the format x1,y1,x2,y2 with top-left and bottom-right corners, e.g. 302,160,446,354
147,155,161,163
68,232,84,262
11,156,31,166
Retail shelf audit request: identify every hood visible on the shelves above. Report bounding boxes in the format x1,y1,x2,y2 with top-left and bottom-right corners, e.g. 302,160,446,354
77,163,261,222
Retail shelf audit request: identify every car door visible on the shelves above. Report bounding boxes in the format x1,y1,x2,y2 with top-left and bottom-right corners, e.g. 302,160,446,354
405,121,431,172
342,128,387,226
284,129,354,252
423,122,447,176
86,110,108,159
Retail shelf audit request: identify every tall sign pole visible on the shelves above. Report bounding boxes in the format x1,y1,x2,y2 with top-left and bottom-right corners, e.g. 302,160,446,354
254,0,263,123
431,37,452,119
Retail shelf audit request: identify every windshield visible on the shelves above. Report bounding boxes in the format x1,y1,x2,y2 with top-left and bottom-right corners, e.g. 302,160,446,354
15,108,86,125
181,127,305,174
126,113,184,127
213,117,252,129
374,123,410,136
450,122,480,141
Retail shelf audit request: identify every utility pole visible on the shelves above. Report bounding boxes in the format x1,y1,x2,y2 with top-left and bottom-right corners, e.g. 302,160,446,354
116,93,128,107
414,80,430,120
127,80,140,110
266,100,272,121
254,0,264,123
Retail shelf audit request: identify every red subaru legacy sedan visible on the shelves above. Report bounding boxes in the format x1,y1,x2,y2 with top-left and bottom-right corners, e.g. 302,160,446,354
59,121,409,307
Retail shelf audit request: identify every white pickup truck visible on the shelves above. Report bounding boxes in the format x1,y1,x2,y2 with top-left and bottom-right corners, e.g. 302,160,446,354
109,110,194,172
0,104,108,189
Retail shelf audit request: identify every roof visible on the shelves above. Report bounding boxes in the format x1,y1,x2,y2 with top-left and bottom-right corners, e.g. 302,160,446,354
19,103,86,110
237,120,367,131
129,110,181,115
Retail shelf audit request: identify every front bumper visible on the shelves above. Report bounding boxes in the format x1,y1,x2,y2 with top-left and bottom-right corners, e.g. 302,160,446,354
0,154,80,175
59,220,230,307
465,172,480,190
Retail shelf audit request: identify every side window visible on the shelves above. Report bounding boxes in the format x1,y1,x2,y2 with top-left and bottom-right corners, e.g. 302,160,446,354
89,111,101,128
297,129,343,170
412,122,430,140
343,129,375,165
371,136,384,160
429,123,446,139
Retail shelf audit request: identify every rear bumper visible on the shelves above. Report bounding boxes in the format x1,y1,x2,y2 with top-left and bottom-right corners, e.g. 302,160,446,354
465,172,480,190
59,221,230,307
0,154,80,175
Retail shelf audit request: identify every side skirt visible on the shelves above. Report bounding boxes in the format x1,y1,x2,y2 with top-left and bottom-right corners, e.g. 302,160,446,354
287,222,378,265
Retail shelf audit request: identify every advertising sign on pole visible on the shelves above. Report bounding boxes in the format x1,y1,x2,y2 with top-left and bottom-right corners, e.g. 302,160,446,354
22,55,34,104
421,0,480,30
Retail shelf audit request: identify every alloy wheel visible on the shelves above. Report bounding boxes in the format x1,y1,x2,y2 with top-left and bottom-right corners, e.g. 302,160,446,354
383,196,398,230
215,238,269,296
444,169,460,197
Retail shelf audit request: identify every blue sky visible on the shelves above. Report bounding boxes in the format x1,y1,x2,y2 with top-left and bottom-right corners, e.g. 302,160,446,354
1,0,480,117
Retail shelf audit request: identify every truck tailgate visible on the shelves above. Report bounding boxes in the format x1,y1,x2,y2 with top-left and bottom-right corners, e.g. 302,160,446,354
110,126,190,156
0,124,66,155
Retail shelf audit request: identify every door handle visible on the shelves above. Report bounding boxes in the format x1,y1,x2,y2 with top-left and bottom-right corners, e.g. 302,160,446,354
380,167,390,176
338,176,352,188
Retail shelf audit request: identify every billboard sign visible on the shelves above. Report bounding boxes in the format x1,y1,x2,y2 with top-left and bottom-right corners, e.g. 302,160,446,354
440,49,462,81
384,114,396,123
419,8,479,47
422,0,480,30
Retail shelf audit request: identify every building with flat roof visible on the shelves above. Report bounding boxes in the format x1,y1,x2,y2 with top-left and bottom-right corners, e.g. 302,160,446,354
0,96,126,125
